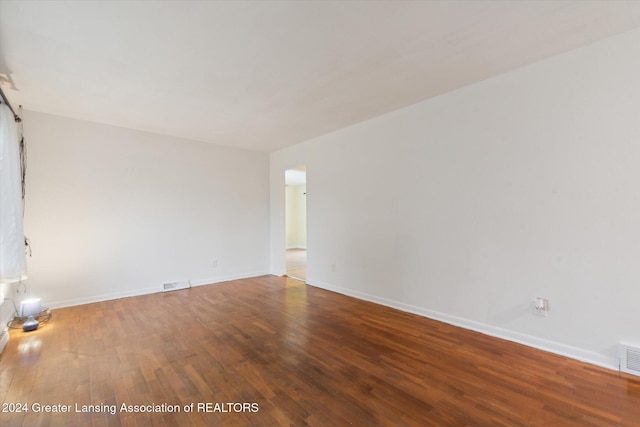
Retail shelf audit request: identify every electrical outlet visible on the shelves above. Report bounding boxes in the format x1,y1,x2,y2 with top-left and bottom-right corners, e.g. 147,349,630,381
211,259,218,268
331,263,336,273
533,297,549,317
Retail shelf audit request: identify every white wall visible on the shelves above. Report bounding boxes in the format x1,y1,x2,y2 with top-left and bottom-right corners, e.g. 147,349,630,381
286,184,307,249
271,28,640,369
24,111,269,308
0,283,13,343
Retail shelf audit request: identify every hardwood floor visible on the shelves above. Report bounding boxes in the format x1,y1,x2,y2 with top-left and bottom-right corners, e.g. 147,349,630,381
1,275,639,426
286,249,306,281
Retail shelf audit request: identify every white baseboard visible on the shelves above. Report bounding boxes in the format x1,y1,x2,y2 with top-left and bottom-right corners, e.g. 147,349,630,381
0,327,9,354
271,267,287,277
308,280,618,371
0,298,15,354
39,273,618,371
190,270,270,287
47,286,160,310
46,270,270,310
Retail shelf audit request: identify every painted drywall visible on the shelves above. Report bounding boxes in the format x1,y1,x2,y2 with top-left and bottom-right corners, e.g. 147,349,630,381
0,284,7,312
270,27,640,369
23,111,270,308
286,184,307,249
0,284,13,344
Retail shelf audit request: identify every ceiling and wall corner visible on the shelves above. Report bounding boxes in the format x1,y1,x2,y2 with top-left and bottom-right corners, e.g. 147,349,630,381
1,1,640,153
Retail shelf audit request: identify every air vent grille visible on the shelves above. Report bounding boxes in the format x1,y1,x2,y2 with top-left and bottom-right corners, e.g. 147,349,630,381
620,343,640,376
162,280,191,292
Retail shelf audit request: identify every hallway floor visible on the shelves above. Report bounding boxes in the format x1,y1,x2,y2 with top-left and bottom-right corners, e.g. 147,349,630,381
286,248,306,281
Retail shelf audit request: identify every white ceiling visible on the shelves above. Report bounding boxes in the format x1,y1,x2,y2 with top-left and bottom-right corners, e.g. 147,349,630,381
2,1,640,153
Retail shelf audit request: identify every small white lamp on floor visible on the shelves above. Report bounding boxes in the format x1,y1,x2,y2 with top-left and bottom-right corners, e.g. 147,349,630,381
20,298,41,317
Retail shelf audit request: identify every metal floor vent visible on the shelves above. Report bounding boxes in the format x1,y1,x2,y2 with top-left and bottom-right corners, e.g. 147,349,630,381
162,280,191,292
620,343,640,376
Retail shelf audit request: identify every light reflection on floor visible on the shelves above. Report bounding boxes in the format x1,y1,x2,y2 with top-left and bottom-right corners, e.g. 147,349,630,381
283,277,308,351
17,335,42,364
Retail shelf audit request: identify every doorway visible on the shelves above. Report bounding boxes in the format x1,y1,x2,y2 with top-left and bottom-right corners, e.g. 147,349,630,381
285,166,307,281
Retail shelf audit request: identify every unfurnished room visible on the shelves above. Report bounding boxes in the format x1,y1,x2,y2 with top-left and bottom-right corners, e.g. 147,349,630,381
1,1,640,425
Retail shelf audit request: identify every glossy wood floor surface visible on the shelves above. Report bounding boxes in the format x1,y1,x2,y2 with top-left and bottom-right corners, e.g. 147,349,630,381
1,275,639,426
285,249,307,281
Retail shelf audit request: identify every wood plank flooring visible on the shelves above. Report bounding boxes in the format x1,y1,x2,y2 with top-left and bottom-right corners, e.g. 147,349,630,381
286,249,306,281
1,275,639,426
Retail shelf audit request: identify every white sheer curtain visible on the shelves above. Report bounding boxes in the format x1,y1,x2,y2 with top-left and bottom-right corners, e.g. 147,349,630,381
0,103,27,285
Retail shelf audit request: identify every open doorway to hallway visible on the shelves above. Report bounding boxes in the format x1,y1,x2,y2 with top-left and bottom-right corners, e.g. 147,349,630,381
285,166,306,281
